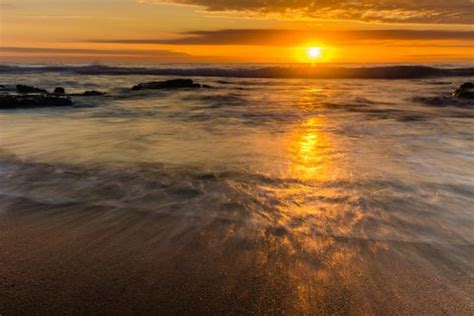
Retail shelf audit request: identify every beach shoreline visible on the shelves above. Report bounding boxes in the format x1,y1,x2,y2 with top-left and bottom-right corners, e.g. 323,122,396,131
1,199,473,314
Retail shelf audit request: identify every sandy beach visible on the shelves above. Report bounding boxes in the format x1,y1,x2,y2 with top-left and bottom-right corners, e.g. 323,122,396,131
1,194,473,314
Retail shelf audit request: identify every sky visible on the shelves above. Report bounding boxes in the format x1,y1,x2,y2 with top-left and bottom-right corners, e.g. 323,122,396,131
0,0,473,64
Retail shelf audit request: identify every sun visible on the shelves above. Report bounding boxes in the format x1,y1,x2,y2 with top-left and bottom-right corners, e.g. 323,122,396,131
308,47,322,60
295,45,331,64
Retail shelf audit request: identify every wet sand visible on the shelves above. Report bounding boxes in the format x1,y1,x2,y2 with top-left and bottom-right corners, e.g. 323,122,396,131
1,197,472,315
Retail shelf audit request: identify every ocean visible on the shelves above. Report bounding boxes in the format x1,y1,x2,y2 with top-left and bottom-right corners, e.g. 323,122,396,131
0,63,473,314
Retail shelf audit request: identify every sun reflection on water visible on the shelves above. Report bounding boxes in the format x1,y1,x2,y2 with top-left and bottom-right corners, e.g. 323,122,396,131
289,116,333,181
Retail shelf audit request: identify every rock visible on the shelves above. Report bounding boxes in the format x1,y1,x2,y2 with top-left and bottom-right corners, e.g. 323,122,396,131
460,82,474,90
202,84,213,89
455,90,474,99
453,82,474,99
81,90,105,96
54,87,66,95
0,95,73,109
132,79,202,90
70,90,105,96
16,84,47,94
0,96,19,108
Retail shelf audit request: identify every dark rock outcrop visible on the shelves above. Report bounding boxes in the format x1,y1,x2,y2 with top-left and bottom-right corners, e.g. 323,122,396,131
54,87,66,95
16,84,48,94
0,95,73,109
0,96,18,108
459,82,474,90
453,82,474,99
0,82,108,109
82,90,105,96
132,79,203,90
69,90,105,96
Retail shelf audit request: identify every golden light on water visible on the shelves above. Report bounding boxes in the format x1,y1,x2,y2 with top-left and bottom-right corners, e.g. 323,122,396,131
290,116,330,181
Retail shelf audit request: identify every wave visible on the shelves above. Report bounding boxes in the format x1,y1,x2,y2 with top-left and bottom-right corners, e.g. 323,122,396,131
1,64,473,79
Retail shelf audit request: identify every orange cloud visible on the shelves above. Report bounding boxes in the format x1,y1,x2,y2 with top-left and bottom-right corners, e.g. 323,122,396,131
139,0,474,24
88,29,474,46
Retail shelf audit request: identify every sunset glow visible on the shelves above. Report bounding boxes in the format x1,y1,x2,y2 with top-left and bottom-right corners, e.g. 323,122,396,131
0,0,472,64
1,1,473,314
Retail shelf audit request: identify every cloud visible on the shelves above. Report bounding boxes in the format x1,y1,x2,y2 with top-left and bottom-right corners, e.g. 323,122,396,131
0,2,14,7
139,0,474,24
0,46,191,57
89,29,474,46
0,46,214,63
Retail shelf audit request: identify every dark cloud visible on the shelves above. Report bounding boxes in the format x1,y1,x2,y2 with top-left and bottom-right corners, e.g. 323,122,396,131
89,29,474,46
141,0,474,24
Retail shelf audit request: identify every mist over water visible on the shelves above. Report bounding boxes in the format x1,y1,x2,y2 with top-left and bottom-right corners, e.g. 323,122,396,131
1,64,473,314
